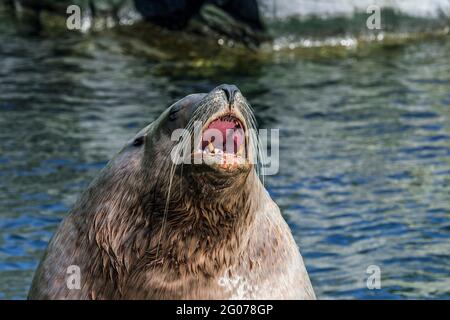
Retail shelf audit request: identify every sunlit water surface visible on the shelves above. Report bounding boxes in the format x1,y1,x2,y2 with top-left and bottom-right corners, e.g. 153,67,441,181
0,16,449,299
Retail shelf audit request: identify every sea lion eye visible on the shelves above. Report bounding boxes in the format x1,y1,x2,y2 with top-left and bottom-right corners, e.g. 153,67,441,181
133,136,145,147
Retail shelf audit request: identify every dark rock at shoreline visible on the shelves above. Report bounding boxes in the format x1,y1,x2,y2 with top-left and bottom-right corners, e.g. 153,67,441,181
2,0,266,45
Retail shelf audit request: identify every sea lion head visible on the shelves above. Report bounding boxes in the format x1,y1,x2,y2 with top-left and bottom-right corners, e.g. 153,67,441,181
128,84,259,197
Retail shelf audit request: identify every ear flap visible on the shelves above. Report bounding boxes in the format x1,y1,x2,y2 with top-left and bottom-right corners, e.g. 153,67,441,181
170,93,208,110
168,93,207,118
165,93,208,132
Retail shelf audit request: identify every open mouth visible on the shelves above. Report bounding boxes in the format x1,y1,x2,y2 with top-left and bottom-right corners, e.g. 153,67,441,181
195,113,247,167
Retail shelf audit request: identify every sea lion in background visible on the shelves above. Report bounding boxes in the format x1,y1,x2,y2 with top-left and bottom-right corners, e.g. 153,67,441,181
28,84,315,300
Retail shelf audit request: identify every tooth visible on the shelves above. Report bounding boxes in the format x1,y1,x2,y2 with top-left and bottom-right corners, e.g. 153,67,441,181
208,141,214,153
237,143,244,155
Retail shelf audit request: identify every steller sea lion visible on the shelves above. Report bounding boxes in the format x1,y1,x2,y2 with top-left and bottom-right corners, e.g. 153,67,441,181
28,84,315,299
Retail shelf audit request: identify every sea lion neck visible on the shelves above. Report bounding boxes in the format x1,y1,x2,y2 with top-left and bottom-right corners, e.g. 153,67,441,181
166,169,260,231
143,170,263,276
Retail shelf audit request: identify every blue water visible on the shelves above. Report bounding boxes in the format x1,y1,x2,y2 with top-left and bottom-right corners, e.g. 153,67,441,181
0,11,450,299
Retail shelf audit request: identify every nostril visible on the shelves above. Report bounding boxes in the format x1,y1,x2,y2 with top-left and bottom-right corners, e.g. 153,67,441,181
218,84,240,106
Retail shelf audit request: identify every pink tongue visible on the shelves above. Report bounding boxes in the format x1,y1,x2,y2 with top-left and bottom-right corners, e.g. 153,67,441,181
209,120,236,137
203,120,244,153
